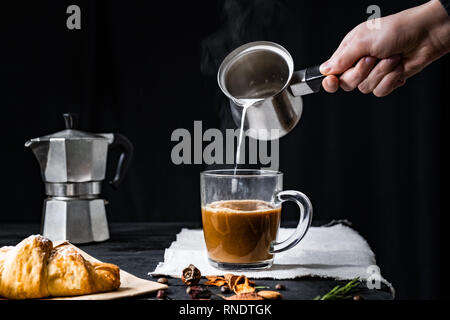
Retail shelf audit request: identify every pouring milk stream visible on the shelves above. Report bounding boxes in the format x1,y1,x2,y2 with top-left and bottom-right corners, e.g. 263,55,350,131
218,41,327,191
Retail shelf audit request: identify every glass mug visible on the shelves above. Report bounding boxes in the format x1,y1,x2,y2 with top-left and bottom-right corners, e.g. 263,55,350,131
200,169,313,270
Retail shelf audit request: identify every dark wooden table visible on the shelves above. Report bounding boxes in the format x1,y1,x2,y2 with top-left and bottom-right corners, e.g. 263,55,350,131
0,222,393,300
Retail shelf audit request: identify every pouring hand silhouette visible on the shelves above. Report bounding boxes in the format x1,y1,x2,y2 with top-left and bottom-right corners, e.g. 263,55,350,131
320,0,450,97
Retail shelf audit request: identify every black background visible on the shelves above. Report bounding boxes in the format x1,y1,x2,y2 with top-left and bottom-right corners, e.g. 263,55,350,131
0,0,447,299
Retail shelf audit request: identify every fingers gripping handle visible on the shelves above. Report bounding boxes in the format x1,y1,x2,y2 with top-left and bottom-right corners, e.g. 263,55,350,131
270,190,313,254
290,65,327,96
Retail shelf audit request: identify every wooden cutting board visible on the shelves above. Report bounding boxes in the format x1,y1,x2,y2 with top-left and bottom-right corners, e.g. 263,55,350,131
46,241,168,300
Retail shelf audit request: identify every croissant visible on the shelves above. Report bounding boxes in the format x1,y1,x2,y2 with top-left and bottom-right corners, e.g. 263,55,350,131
0,235,120,299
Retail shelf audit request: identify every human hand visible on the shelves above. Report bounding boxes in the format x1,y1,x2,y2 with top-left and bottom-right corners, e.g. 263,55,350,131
320,0,450,97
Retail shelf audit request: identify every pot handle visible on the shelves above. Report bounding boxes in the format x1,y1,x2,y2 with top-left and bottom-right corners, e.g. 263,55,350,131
289,65,326,96
108,133,134,189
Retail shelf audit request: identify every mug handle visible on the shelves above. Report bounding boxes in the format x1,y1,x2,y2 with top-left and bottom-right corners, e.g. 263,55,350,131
270,190,313,253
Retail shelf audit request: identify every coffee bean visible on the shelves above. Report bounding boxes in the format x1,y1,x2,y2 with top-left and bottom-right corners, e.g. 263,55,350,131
275,284,285,290
157,289,166,300
188,286,212,300
157,277,168,284
220,285,231,293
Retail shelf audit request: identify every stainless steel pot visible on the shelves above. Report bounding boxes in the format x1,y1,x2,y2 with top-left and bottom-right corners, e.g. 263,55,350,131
218,41,325,140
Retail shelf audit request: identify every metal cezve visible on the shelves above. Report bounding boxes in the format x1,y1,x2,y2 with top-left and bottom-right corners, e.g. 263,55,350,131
218,41,326,140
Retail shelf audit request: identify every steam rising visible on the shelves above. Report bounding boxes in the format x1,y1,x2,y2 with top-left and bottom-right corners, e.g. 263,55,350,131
200,0,286,77
200,0,289,171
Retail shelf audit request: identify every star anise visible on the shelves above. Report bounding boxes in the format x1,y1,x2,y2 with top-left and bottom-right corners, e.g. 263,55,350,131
181,264,201,286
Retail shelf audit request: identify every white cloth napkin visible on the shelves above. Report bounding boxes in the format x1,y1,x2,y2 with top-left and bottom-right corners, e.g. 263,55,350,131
150,224,392,292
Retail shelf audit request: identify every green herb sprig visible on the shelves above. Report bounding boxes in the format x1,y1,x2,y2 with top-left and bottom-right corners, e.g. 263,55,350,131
314,278,361,300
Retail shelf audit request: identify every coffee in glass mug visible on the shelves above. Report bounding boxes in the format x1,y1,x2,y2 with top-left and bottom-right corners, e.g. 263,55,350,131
200,170,313,270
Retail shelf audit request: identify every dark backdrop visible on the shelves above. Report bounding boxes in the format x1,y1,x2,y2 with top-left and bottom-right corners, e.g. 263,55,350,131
1,0,447,299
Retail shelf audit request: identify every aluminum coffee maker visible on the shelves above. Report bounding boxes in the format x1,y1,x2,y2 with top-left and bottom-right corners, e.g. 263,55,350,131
25,113,133,244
